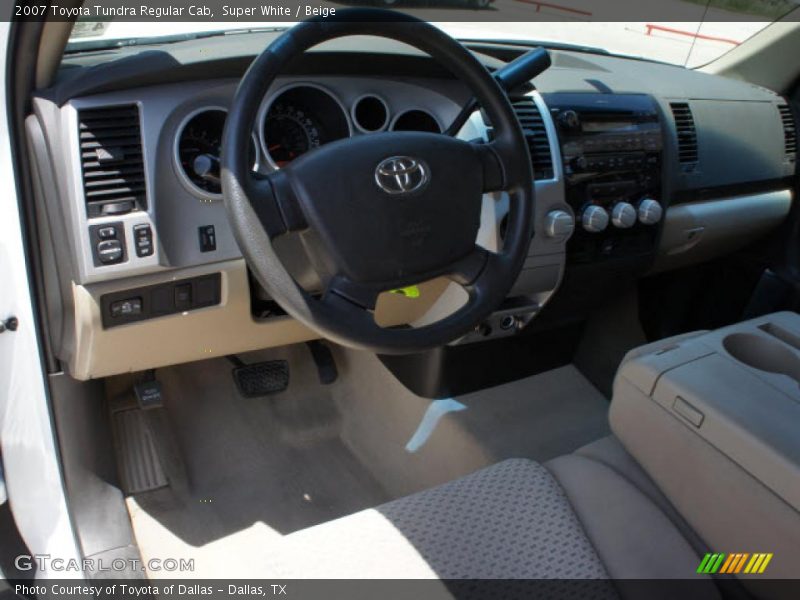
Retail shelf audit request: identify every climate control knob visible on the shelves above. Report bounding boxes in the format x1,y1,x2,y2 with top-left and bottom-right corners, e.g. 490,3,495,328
638,198,663,225
582,205,609,233
545,210,575,238
611,202,637,229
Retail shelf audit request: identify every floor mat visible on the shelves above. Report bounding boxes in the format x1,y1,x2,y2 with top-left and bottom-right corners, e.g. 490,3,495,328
127,344,609,577
332,349,611,497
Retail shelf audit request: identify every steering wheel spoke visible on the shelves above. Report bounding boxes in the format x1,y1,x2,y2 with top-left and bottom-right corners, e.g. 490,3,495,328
448,245,491,287
248,171,307,238
472,141,507,193
323,276,381,314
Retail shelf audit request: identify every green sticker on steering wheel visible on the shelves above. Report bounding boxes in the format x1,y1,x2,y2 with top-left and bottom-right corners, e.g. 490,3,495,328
390,286,421,298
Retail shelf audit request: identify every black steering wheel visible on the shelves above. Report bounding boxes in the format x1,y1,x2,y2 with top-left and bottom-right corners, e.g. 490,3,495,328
222,9,534,354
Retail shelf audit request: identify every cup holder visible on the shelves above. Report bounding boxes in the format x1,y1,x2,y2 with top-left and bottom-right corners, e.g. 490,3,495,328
723,332,800,386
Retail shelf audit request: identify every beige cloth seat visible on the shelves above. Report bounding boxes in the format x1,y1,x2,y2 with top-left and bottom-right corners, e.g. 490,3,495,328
269,445,721,599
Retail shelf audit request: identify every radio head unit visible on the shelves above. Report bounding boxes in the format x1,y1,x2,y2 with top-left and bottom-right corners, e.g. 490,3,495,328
543,92,665,265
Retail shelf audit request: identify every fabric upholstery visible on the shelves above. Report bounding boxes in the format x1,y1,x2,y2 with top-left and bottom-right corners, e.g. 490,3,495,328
546,455,720,600
270,454,717,596
574,435,712,557
271,458,616,584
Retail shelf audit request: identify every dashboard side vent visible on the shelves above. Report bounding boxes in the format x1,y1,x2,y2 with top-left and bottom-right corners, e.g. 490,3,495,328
78,104,147,218
511,97,554,180
670,102,698,171
778,104,797,157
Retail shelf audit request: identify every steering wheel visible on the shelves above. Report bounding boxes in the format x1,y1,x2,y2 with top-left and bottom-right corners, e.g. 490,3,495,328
222,9,534,354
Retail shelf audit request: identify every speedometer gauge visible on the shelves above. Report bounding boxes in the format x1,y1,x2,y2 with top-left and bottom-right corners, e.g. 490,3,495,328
264,103,322,166
261,84,351,168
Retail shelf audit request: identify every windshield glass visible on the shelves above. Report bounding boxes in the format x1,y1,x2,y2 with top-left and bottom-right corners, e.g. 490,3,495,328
66,0,799,68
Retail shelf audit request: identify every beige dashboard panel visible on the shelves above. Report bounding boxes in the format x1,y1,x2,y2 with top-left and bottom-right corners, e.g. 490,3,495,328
69,259,450,380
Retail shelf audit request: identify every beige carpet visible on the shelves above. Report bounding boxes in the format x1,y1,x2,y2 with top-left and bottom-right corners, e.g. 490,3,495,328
126,345,609,578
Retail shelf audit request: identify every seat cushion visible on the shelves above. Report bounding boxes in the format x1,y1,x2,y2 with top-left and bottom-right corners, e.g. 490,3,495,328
546,455,720,600
269,455,716,597
270,458,613,581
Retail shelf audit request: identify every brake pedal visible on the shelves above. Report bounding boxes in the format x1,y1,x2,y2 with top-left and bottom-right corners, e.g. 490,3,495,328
231,359,290,397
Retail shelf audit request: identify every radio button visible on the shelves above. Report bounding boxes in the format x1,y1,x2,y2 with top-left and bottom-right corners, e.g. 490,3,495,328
570,156,589,172
558,109,581,131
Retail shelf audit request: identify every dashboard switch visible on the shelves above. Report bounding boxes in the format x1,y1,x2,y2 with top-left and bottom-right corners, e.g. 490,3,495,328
133,224,154,257
98,226,117,240
174,283,193,310
110,297,142,318
581,205,609,233
97,239,124,264
199,225,217,252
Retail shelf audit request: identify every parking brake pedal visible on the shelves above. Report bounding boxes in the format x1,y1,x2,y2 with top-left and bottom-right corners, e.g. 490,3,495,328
230,358,290,397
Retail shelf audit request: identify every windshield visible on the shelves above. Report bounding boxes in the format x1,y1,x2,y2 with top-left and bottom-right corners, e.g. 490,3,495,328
66,0,799,68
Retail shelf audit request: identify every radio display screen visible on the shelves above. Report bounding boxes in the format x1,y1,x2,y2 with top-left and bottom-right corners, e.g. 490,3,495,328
582,120,638,133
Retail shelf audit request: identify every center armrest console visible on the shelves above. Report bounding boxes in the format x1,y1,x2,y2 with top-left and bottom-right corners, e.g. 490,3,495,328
610,312,800,583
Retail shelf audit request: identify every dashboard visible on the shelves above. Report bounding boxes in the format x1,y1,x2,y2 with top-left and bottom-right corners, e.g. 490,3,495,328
29,32,797,379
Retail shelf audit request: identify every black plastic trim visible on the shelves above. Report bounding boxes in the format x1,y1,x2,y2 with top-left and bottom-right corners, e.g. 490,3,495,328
100,272,221,328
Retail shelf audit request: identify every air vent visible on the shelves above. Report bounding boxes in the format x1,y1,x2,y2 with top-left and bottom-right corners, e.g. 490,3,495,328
511,97,553,180
778,105,797,157
670,102,698,171
78,104,146,218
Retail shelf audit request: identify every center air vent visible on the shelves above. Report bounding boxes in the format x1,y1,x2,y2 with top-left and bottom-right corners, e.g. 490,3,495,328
511,97,553,181
78,104,146,218
778,105,797,158
670,102,698,172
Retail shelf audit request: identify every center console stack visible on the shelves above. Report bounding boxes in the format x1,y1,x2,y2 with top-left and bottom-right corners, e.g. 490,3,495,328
611,312,800,585
544,93,664,265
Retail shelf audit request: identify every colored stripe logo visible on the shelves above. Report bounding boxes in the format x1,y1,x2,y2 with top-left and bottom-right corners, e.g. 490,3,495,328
697,553,773,574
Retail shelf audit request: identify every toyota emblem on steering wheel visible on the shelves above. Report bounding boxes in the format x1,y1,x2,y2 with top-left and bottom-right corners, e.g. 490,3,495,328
374,156,430,195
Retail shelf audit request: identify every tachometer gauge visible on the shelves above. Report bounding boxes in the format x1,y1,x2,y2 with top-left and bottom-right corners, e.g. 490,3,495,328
264,102,322,166
178,109,226,195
